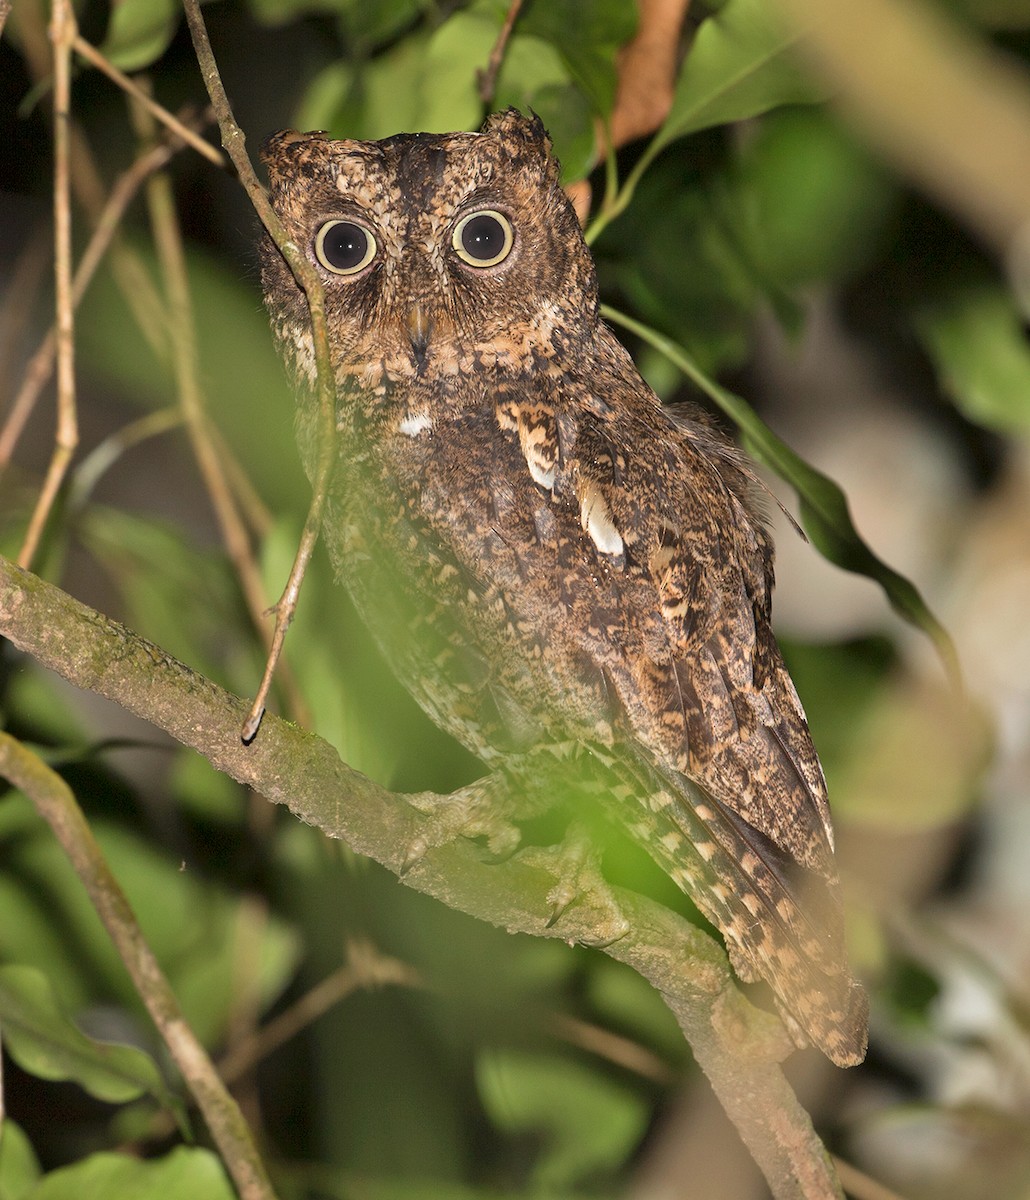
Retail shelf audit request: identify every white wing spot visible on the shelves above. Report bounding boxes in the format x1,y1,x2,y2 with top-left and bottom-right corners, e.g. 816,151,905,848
579,483,624,558
527,458,556,489
399,411,433,437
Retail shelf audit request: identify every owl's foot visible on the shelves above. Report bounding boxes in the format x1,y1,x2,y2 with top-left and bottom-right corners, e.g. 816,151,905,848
520,825,631,948
400,776,523,874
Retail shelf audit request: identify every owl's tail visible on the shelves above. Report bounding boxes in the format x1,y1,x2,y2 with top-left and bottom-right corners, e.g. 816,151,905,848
609,750,869,1068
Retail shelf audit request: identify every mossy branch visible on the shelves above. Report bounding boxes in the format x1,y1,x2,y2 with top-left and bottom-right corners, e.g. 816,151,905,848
0,729,277,1200
0,554,843,1200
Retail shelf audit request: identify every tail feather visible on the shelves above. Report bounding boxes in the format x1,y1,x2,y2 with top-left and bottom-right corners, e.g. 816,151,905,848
606,750,868,1067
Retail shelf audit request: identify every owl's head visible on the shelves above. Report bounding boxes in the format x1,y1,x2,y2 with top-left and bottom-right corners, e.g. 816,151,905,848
260,109,597,383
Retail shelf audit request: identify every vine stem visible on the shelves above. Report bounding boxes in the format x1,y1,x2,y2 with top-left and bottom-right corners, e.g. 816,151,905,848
181,0,338,743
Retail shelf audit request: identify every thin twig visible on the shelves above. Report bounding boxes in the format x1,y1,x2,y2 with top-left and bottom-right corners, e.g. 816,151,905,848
208,424,275,538
130,92,309,727
0,135,184,474
73,34,224,168
11,3,177,370
477,0,524,105
551,1012,678,1085
833,1157,909,1200
219,940,421,1086
0,732,278,1200
126,936,421,1149
181,0,339,743
20,0,79,570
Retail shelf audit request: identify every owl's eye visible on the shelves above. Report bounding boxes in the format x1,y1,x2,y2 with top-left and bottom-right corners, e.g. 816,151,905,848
451,210,514,267
314,220,377,275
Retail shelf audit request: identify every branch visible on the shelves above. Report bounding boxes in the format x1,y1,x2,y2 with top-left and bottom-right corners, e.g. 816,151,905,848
0,555,843,1200
476,0,524,105
0,731,277,1200
72,34,224,167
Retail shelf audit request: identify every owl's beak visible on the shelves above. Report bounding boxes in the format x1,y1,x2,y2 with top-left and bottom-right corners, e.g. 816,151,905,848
407,303,433,369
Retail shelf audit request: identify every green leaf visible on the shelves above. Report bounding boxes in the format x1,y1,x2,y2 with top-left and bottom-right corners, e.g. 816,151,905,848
246,0,353,23
294,60,357,134
255,1172,541,1200
0,965,170,1107
733,108,896,287
0,1121,41,1200
587,0,828,245
293,1,602,173
0,660,86,745
422,9,501,132
97,0,180,72
598,168,761,375
76,506,251,689
0,789,298,1057
167,752,246,825
601,306,959,681
651,0,826,152
913,283,1030,434
476,1049,647,1189
520,0,637,115
342,0,425,50
25,1147,234,1200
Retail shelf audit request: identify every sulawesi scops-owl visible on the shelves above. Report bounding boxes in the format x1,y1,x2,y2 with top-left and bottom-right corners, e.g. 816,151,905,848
259,108,868,1067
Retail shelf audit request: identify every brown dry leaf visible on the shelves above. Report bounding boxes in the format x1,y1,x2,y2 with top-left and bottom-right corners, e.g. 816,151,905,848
610,0,693,149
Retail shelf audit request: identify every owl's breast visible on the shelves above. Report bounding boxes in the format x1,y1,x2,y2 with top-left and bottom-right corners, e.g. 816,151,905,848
316,377,627,758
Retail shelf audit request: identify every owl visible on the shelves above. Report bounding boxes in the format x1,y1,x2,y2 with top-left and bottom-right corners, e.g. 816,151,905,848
259,108,868,1067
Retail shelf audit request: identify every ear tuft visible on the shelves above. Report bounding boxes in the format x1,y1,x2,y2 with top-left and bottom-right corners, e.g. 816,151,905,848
479,108,558,184
260,129,330,190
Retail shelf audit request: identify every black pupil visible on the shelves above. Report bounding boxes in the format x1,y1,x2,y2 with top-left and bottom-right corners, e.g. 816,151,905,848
323,222,368,270
461,214,505,260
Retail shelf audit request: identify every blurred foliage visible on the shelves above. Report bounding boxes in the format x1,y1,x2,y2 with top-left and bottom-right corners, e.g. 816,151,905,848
1,0,1029,1197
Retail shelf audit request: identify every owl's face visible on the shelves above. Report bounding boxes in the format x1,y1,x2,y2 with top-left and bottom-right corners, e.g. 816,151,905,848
261,109,596,385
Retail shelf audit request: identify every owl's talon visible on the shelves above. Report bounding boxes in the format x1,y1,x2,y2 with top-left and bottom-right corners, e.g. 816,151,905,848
480,839,522,866
522,826,630,946
399,777,522,876
584,924,631,950
399,837,430,877
544,895,567,930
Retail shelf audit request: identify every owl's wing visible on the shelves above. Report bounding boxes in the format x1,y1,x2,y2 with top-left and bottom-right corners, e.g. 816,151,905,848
598,413,867,1064
493,380,867,1064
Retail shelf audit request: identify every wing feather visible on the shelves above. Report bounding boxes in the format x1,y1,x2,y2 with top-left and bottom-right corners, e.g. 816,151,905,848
564,397,866,1063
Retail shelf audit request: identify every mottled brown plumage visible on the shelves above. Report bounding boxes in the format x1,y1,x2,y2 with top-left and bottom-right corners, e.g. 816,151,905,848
259,109,868,1066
